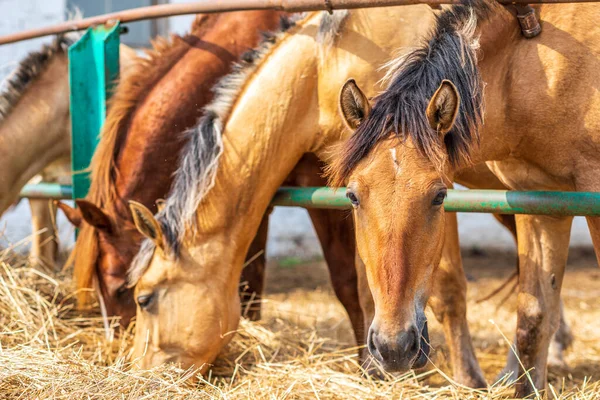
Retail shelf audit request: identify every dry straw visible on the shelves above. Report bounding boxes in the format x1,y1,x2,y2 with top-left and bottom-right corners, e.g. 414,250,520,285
0,242,598,399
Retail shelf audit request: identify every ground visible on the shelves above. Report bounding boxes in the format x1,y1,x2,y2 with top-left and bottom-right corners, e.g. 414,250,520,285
1,244,599,398
266,247,600,392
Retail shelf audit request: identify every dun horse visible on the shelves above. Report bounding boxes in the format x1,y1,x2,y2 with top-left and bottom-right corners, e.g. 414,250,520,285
125,7,570,384
0,35,135,267
57,12,286,326
58,11,364,343
329,0,597,396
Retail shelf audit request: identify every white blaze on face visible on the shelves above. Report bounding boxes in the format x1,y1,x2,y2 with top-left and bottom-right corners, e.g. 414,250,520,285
390,147,401,174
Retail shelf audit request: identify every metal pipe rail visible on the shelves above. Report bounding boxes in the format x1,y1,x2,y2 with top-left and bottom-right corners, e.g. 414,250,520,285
20,183,73,200
20,184,600,216
273,187,600,215
0,0,597,45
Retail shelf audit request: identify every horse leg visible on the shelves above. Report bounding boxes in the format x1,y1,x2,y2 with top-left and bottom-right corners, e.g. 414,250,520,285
513,215,572,398
492,214,573,373
307,208,364,348
239,211,270,321
28,199,58,270
547,301,573,369
428,211,487,388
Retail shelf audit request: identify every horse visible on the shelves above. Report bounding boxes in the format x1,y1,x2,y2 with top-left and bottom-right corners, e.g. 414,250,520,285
56,11,285,326
328,0,598,395
0,34,136,268
56,12,365,345
124,6,565,384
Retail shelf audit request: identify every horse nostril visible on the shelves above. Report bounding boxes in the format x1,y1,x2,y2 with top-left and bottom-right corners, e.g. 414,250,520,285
399,326,419,356
409,327,420,354
367,327,384,362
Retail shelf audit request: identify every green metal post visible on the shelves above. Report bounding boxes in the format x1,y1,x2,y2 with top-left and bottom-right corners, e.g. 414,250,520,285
68,22,121,200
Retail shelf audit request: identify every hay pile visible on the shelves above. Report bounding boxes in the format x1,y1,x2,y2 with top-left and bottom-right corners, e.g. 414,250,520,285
0,246,599,399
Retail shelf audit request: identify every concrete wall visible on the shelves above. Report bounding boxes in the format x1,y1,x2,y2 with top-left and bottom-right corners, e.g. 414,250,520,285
0,0,66,78
0,1,594,259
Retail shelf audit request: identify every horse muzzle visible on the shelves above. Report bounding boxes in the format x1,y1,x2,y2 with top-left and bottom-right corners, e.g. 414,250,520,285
367,318,430,372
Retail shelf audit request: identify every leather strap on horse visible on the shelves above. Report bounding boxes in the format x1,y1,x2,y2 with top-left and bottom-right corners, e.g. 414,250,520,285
514,4,542,38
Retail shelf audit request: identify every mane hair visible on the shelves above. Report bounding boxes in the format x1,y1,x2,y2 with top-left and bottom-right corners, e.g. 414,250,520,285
328,0,499,187
88,15,213,209
317,10,349,48
74,15,214,305
128,14,309,286
0,33,81,121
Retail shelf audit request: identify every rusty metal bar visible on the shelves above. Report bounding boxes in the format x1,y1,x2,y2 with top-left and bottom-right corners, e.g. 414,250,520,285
0,0,597,45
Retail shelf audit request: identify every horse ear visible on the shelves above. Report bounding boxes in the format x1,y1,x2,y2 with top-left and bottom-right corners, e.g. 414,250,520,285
426,79,460,135
339,78,372,131
75,200,113,232
54,200,82,227
155,199,166,212
129,200,164,249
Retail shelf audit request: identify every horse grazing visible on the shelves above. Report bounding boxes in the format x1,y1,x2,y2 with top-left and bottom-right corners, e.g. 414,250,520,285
124,6,562,384
59,12,364,342
0,35,136,268
329,0,596,395
55,12,291,327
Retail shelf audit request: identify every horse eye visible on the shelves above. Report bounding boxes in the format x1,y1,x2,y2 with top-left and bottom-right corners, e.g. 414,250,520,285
137,292,155,310
432,190,447,206
116,284,129,298
346,190,360,207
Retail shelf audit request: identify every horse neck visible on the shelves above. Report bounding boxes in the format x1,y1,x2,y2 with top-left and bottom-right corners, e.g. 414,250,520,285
471,6,530,163
185,7,436,269
113,11,283,217
472,4,600,191
0,54,70,212
185,16,322,269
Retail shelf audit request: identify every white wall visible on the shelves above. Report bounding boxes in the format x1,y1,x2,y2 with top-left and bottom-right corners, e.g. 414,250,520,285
0,0,66,79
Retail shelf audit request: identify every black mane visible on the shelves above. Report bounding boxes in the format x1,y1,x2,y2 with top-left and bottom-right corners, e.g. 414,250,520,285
331,0,498,185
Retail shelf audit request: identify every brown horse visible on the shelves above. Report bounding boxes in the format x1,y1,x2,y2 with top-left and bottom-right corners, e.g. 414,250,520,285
0,34,136,268
329,0,597,396
58,11,364,345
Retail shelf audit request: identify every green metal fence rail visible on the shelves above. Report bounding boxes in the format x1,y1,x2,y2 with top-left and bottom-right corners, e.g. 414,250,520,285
20,184,600,217
273,187,600,215
20,183,74,200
